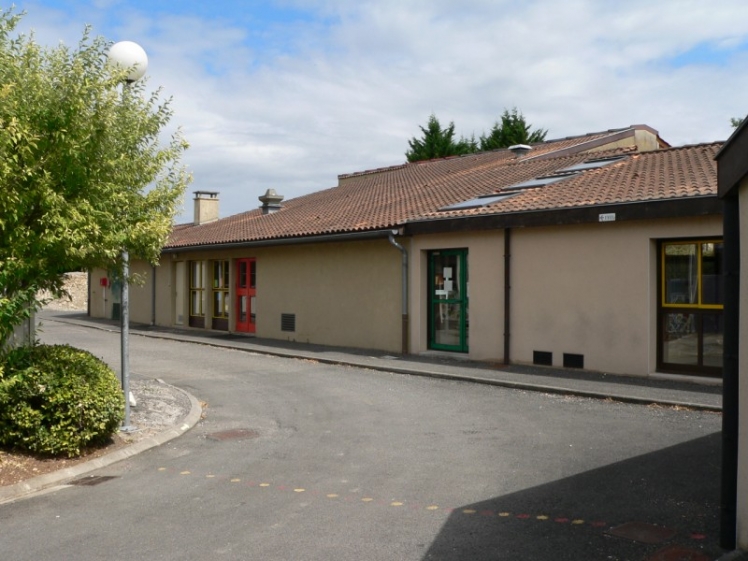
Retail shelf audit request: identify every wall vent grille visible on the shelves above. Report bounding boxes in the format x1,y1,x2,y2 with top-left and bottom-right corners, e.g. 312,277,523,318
281,313,296,332
533,351,553,366
563,353,584,369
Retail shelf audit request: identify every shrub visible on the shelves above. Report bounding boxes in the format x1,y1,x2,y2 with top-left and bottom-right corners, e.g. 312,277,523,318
0,344,124,457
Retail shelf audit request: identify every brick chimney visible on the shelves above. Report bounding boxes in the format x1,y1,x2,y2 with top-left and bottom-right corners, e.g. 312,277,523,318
193,191,219,225
259,189,284,214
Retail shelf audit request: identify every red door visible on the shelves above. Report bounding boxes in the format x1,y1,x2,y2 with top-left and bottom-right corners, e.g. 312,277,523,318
235,258,256,333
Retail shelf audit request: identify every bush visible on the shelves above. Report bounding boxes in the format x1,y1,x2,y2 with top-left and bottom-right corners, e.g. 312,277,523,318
0,344,124,457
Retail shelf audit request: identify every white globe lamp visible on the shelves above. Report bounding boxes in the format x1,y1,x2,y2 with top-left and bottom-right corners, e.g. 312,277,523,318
108,40,148,83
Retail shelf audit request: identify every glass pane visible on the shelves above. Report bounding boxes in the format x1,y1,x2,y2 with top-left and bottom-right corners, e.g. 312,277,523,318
190,290,202,316
190,261,203,289
664,244,697,305
222,262,230,288
703,313,724,367
433,302,462,347
433,254,460,300
213,291,222,317
662,312,698,365
250,261,257,289
250,296,256,324
701,242,723,305
239,295,247,322
239,262,247,288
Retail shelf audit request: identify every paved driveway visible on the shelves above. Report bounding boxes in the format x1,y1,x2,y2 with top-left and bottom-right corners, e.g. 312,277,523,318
0,321,723,560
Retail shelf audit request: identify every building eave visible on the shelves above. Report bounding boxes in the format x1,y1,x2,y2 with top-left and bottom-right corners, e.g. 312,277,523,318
403,196,723,236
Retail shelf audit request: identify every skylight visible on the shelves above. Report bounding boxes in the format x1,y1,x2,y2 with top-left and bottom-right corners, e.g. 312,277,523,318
440,193,517,211
501,155,628,192
557,155,626,173
501,173,576,192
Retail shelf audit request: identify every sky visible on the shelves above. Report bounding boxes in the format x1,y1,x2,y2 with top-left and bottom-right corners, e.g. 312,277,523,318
10,0,748,223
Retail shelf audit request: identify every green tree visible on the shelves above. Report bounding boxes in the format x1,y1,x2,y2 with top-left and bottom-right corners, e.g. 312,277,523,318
0,9,191,346
731,116,744,129
479,108,547,151
405,114,477,162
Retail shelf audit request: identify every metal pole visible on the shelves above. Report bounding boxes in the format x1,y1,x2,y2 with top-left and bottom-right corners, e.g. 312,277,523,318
121,248,134,431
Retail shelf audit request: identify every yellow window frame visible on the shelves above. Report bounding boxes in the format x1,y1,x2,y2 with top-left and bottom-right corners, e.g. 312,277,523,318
661,239,723,310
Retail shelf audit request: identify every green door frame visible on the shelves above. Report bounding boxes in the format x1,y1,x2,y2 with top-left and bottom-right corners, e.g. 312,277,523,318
428,249,468,352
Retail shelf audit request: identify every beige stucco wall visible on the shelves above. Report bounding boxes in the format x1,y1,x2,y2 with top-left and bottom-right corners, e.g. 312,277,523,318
147,238,403,353
510,216,721,376
409,231,505,361
587,129,661,154
737,182,748,549
89,262,156,324
408,215,722,375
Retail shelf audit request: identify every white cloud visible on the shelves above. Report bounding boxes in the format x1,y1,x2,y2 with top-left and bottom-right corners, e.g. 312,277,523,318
12,0,748,222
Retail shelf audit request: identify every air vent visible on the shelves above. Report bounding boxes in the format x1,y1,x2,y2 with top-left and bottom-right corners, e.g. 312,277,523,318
563,353,584,369
533,351,553,366
281,313,296,332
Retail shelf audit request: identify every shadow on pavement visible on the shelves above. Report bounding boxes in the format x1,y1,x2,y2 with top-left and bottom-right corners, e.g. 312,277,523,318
422,433,723,561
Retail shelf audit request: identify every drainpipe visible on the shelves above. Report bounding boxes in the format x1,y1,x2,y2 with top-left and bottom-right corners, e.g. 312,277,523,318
388,231,409,355
721,193,740,550
503,229,511,365
151,265,157,326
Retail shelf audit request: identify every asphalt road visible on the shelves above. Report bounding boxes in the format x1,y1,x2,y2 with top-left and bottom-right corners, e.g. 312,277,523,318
0,321,724,560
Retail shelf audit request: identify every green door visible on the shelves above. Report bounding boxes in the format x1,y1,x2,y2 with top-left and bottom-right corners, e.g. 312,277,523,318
428,249,468,352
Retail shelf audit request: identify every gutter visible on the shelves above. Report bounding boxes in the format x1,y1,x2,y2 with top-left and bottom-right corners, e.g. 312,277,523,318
388,232,409,355
162,229,397,254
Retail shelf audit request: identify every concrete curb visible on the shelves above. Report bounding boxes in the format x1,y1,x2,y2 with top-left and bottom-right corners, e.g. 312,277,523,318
105,333,725,412
0,382,202,505
41,314,722,413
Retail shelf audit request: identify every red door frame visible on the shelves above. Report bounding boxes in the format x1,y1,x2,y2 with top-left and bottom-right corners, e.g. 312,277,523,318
235,258,256,333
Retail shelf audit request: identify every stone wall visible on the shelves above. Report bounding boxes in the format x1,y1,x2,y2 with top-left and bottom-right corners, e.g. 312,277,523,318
40,272,88,311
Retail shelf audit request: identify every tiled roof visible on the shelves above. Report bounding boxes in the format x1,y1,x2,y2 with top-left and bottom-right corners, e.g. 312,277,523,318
166,131,717,249
417,142,720,221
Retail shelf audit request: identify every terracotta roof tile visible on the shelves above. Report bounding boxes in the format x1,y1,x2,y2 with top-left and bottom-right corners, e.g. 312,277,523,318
166,129,714,249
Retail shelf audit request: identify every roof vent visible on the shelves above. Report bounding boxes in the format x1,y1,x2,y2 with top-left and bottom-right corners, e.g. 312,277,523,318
259,189,284,214
508,144,532,158
193,191,219,225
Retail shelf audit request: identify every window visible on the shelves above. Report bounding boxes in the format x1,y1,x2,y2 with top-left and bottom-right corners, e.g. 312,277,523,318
189,261,205,328
189,261,204,318
658,240,723,375
212,260,230,320
440,193,517,211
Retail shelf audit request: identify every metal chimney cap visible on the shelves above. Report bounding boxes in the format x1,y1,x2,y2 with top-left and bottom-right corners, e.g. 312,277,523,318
259,189,284,203
508,144,532,157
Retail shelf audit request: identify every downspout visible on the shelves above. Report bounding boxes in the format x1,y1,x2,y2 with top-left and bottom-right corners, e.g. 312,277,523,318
721,192,740,550
503,229,511,365
151,265,157,326
388,231,409,355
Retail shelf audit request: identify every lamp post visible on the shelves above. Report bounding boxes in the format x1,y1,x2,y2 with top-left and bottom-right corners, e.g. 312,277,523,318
107,41,148,432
